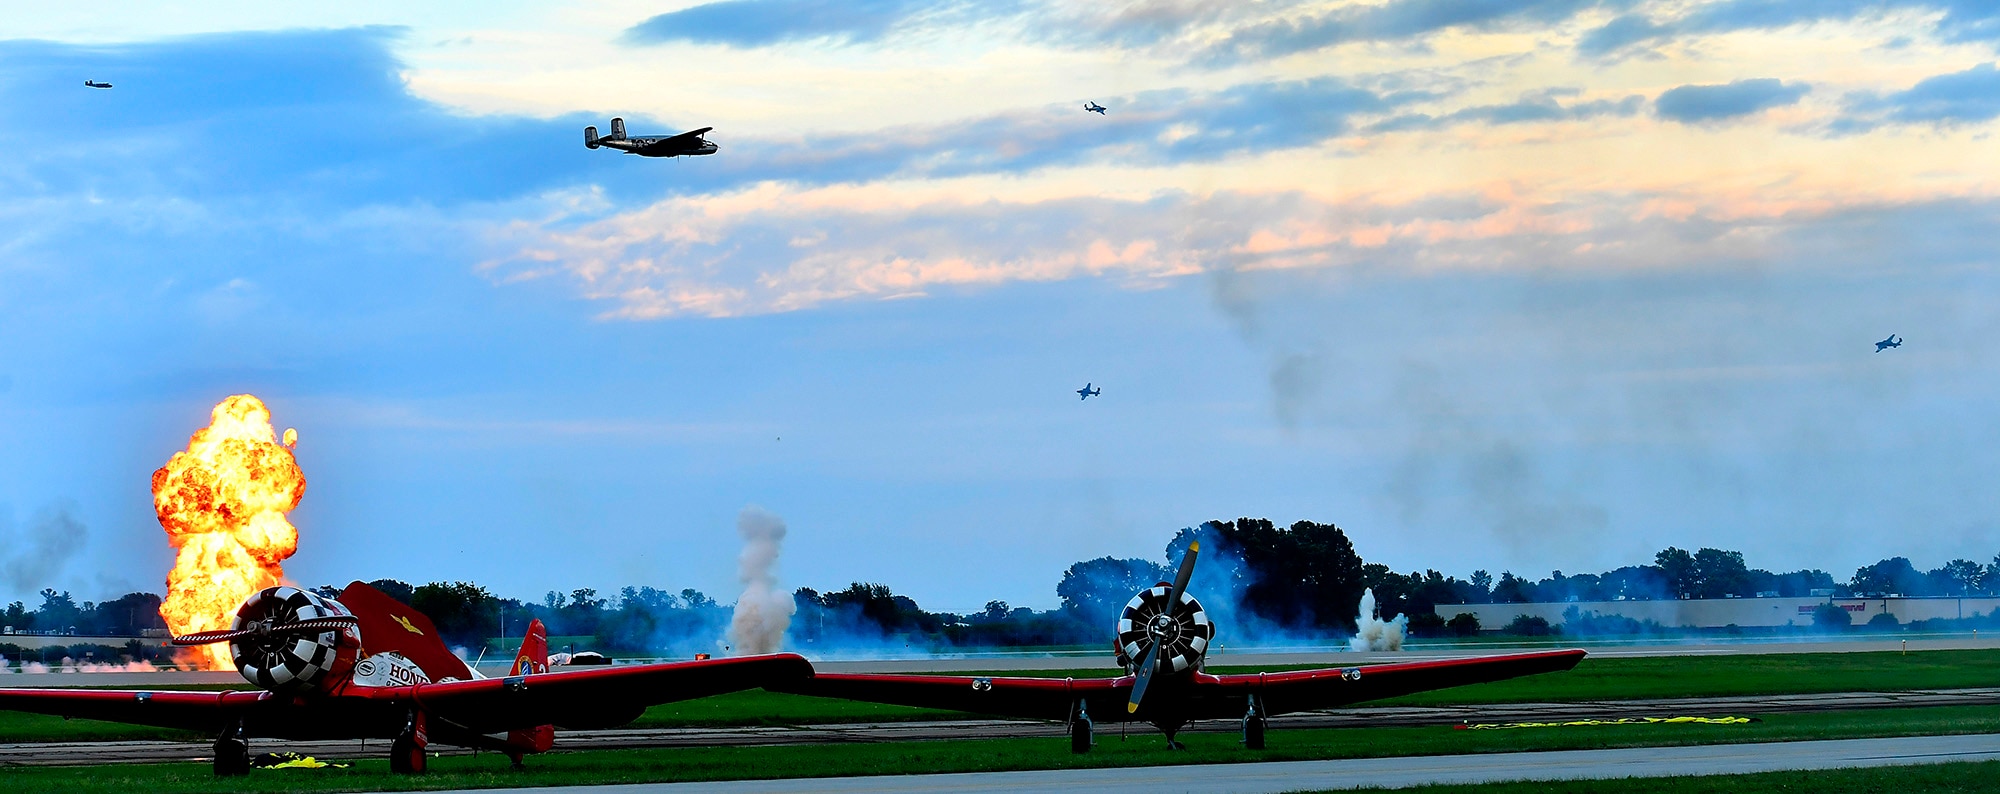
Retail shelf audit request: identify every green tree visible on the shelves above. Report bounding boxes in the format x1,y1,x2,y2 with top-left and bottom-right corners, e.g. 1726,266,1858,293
1691,548,1750,598
1655,547,1698,599
1811,602,1853,630
1056,557,1169,630
410,581,498,644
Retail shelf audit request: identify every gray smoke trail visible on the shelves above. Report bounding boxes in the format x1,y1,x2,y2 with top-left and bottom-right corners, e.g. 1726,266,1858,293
0,504,87,593
726,506,795,655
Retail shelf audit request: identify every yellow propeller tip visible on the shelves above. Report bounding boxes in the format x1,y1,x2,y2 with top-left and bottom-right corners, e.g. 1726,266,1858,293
1127,703,1140,713
1190,541,1200,552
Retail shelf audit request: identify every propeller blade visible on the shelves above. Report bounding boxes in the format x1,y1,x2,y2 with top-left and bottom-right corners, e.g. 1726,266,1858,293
1127,541,1200,714
170,629,250,646
1165,541,1199,615
170,615,358,646
1125,641,1157,714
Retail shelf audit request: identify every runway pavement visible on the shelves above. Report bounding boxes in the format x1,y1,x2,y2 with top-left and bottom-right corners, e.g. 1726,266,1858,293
392,733,2000,793
6,686,1998,766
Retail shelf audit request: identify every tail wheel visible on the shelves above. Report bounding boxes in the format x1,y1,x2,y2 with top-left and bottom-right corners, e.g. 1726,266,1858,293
389,735,427,774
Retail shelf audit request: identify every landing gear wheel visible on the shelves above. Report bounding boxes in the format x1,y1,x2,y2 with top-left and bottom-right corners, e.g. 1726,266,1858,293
389,735,427,774
1243,715,1266,750
1069,717,1093,754
213,735,250,777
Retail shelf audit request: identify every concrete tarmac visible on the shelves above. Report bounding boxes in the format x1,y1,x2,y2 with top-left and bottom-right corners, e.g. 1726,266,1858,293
392,733,2000,793
6,687,1998,767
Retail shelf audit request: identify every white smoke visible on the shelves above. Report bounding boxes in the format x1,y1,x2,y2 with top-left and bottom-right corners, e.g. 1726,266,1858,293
726,506,795,656
1349,588,1408,652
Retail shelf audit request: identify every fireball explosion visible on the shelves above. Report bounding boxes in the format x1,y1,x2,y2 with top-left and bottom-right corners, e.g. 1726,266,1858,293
152,395,305,669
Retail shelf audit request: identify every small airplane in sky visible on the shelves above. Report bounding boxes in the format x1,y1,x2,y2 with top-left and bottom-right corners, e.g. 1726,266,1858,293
84,80,112,89
584,117,717,158
1077,383,1101,400
1084,101,1107,115
0,582,807,775
1875,334,1901,352
773,543,1584,752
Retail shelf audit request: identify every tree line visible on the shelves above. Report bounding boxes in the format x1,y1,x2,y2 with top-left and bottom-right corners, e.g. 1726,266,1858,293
9,520,2000,657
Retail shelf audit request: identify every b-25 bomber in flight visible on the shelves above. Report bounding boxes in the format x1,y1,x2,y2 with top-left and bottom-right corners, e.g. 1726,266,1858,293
1875,334,1902,352
84,80,112,89
585,117,717,158
1084,101,1107,114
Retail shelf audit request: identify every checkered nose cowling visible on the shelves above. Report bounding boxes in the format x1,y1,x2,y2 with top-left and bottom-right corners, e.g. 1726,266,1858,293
229,587,356,693
1113,585,1215,674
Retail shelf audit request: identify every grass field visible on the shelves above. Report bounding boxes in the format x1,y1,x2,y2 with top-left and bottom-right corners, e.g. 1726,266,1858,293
1,704,1997,792
4,648,1997,742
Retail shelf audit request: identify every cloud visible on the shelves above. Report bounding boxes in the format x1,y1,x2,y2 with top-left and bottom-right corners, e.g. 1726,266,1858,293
1578,1,2000,59
625,0,964,47
1206,0,1601,63
1835,62,2000,132
1369,89,1644,131
1655,78,1810,123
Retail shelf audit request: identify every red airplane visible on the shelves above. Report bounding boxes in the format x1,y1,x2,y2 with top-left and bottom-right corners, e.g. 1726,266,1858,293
773,542,1585,751
0,581,809,775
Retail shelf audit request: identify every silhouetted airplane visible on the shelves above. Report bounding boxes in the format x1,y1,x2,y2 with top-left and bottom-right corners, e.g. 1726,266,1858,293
1077,383,1101,400
1875,334,1901,352
774,542,1585,752
1084,101,1107,115
584,118,717,158
84,80,112,89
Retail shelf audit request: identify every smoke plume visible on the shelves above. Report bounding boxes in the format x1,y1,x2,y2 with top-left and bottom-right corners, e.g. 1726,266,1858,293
726,506,795,655
0,504,87,594
1349,588,1407,652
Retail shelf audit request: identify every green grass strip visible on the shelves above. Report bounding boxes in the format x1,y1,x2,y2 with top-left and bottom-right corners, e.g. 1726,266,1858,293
1325,759,2000,793
1,704,1997,792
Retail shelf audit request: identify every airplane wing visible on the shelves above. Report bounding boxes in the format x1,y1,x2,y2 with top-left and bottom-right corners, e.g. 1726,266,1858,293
661,126,713,143
0,687,268,733
406,653,812,732
772,672,1127,721
1200,649,1585,716
773,649,1583,722
0,653,812,736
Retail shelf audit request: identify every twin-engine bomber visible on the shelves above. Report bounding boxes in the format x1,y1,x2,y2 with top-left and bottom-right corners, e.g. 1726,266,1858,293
0,582,808,775
585,117,717,157
772,542,1587,752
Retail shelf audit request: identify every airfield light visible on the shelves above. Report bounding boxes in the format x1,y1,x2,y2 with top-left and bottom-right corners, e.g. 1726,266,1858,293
152,395,306,669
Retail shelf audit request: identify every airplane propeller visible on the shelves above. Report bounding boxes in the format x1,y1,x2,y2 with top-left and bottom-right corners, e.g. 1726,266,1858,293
1127,540,1199,714
171,615,359,646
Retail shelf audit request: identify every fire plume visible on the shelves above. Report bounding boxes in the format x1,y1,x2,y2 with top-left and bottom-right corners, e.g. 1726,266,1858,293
152,395,305,669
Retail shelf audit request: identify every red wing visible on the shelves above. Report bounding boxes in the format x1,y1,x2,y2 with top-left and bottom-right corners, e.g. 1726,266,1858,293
1202,649,1586,715
771,672,1127,721
0,688,268,733
399,653,812,732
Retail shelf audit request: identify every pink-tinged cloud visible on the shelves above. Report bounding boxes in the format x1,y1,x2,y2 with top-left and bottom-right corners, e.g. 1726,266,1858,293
487,180,1994,319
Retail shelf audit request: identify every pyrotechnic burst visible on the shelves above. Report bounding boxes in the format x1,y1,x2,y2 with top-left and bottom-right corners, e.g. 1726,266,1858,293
152,395,305,669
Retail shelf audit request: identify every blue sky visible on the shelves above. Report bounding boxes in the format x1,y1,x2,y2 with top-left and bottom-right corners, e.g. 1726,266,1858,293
2,1,1999,614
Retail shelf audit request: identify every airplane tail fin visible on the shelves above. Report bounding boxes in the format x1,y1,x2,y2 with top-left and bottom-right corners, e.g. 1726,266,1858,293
584,126,600,149
511,618,549,676
504,618,555,755
610,117,627,140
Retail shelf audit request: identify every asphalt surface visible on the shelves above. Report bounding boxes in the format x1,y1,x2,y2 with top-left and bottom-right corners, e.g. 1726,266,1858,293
7,634,1997,686
392,733,2000,793
6,687,1998,766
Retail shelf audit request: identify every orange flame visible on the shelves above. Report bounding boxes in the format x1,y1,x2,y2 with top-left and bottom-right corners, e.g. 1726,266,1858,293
152,395,305,669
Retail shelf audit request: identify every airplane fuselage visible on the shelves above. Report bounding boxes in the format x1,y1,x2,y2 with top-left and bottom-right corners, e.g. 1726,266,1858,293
600,137,718,157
